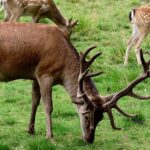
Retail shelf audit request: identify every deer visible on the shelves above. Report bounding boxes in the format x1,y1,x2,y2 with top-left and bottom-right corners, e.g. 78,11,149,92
0,0,78,35
124,4,150,65
0,22,149,143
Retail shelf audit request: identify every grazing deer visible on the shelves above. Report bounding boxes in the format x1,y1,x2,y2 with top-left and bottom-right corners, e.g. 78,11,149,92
0,22,149,143
124,5,150,65
0,0,77,35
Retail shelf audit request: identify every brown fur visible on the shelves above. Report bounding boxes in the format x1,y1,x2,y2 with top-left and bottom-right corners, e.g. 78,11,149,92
0,22,103,143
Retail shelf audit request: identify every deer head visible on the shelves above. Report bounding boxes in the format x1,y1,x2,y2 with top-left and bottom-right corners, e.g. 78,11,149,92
73,46,150,143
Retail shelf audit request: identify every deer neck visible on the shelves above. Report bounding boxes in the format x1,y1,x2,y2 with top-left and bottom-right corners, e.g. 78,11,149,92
48,1,67,27
62,50,103,105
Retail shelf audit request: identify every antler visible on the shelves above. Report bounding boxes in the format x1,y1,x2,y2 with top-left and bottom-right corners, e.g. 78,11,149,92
65,18,78,36
102,49,150,129
141,49,150,73
103,49,150,109
77,46,102,106
75,46,138,130
67,18,78,28
76,46,102,129
75,47,149,131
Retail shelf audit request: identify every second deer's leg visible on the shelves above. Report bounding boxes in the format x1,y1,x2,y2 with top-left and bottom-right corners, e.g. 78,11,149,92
9,9,22,21
3,3,11,21
32,7,49,23
28,80,41,135
134,33,146,65
124,24,139,65
32,14,41,23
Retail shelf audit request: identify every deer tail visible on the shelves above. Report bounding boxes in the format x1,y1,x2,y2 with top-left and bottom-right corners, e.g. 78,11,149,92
129,9,136,23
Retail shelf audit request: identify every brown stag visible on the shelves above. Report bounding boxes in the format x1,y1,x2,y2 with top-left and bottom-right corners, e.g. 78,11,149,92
0,22,149,143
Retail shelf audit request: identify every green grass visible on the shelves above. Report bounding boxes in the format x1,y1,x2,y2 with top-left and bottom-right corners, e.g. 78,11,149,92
0,0,150,149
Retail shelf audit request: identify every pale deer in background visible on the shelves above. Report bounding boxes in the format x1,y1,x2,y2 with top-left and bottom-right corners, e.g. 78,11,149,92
0,22,149,143
124,5,150,65
0,0,77,35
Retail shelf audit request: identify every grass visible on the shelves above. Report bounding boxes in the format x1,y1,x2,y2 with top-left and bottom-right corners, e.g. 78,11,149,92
0,0,150,149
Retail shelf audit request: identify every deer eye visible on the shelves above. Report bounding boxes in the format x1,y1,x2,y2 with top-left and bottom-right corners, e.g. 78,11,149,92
84,115,89,121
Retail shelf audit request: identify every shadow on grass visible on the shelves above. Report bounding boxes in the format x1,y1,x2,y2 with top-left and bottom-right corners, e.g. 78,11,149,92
0,143,10,150
123,114,145,129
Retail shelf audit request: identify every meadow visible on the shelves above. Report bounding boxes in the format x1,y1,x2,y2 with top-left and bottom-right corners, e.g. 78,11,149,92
0,0,150,149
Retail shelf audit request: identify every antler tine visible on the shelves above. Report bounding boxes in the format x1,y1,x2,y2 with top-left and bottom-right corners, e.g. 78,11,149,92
84,72,103,79
113,105,136,118
102,49,150,110
81,45,97,63
81,46,102,73
66,18,78,28
67,18,72,26
140,49,150,73
103,72,150,109
77,69,89,96
77,46,102,106
129,92,150,100
85,52,102,70
106,109,121,130
70,20,78,28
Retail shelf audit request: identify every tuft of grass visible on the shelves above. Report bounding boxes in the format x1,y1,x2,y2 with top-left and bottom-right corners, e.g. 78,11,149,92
131,114,145,125
0,143,10,150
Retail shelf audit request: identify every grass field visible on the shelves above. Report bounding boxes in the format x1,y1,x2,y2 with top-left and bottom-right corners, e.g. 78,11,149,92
0,0,150,150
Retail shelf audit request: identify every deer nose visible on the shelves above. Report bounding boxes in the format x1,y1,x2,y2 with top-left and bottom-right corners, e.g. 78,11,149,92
82,129,95,143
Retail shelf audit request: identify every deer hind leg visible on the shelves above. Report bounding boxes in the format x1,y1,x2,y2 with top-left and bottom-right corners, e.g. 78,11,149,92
3,2,11,21
28,80,41,135
134,33,146,65
124,24,139,65
32,7,49,23
3,10,11,21
32,14,41,23
37,75,54,140
9,8,22,21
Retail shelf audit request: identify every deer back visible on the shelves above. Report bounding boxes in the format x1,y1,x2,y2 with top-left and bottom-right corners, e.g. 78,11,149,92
0,22,77,82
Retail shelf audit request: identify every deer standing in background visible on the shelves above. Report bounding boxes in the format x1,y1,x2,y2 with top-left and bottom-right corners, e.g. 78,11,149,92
0,22,149,143
0,0,77,35
124,5,150,65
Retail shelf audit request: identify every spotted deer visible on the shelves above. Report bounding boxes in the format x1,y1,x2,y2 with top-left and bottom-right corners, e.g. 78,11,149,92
124,5,150,65
0,22,149,143
0,0,77,35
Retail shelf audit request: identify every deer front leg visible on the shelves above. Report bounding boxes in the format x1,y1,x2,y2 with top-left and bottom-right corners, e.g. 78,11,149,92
28,80,41,135
124,24,139,65
9,9,22,22
32,14,41,23
134,33,146,65
37,75,54,140
3,10,11,21
32,7,48,23
114,105,136,118
2,2,11,21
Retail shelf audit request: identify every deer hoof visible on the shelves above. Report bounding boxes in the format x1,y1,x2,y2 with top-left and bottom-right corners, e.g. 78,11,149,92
113,127,121,130
27,128,35,135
